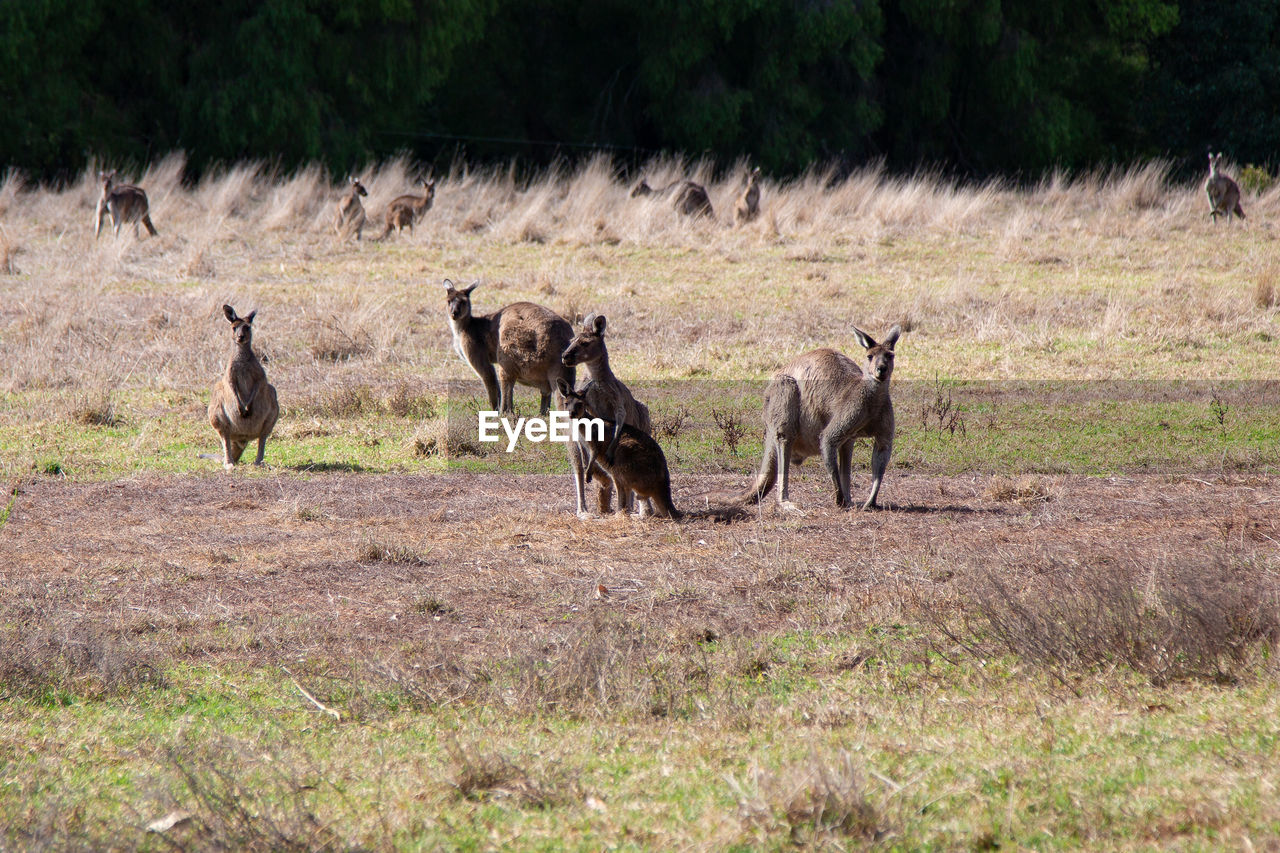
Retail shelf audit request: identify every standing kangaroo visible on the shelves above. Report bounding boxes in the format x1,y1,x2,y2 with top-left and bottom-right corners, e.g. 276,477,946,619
444,280,575,416
557,381,681,520
630,178,714,218
95,171,158,239
208,305,279,470
334,176,369,241
376,178,436,239
734,167,761,226
1205,152,1245,222
734,325,901,511
560,313,652,517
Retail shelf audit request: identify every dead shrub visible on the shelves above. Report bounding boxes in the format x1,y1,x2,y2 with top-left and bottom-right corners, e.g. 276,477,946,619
308,316,372,362
0,233,19,275
711,407,748,456
383,382,436,419
1255,267,1279,309
0,622,165,700
356,537,428,565
730,751,883,845
411,418,487,458
314,384,376,418
445,742,578,808
162,738,361,852
984,475,1051,503
66,393,122,427
948,554,1280,685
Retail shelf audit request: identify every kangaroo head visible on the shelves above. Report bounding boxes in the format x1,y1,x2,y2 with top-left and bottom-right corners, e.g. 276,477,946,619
444,279,479,322
746,166,760,187
554,378,588,416
223,304,257,346
422,178,437,196
852,325,901,383
99,171,116,191
562,313,607,367
631,180,653,198
349,176,368,197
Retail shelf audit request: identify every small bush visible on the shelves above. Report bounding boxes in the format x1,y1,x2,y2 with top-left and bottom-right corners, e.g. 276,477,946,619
384,382,436,419
315,384,376,418
446,742,577,808
1239,164,1275,195
1255,268,1279,309
950,554,1280,685
711,408,748,456
0,623,166,700
731,752,883,845
67,393,122,427
356,538,428,565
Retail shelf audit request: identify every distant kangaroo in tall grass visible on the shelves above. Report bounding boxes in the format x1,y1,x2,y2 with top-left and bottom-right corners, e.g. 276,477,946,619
731,325,901,511
208,305,279,469
95,171,157,239
560,313,652,517
1205,152,1245,222
444,280,575,415
630,178,714,218
734,167,761,226
557,381,681,520
334,176,369,240
377,178,436,239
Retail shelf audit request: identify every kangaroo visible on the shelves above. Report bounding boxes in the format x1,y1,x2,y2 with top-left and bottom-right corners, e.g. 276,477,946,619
334,176,369,240
1205,152,1245,222
95,171,158,239
733,325,901,511
207,305,279,470
733,167,761,226
444,280,575,416
376,178,436,239
557,381,681,520
560,313,652,517
630,178,714,218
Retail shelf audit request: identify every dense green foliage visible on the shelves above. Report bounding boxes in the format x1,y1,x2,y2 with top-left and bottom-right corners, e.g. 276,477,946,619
1,0,1276,178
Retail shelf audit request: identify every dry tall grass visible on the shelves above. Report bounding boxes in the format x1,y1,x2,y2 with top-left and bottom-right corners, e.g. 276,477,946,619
0,154,1276,427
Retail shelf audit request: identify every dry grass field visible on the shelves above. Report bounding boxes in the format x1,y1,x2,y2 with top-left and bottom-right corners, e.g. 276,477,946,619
1,154,1279,850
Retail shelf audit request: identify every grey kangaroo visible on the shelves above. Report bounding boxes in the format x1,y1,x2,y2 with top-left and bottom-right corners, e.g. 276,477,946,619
734,167,761,226
377,178,436,239
630,178,714,218
557,381,681,520
734,325,901,511
335,176,369,240
208,305,279,469
1205,152,1245,222
95,171,158,239
444,280,575,415
560,313,653,517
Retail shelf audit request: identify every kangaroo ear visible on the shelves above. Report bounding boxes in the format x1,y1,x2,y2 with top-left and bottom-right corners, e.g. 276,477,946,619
463,281,479,295
244,310,257,325
851,326,877,350
591,314,607,335
882,325,901,350
223,304,238,323
555,378,573,397
442,278,455,292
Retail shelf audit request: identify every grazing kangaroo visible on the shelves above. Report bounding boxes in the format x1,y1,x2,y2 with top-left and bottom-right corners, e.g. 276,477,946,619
95,171,158,239
557,381,681,520
334,176,369,240
208,305,279,470
376,178,436,239
734,167,761,226
560,313,653,517
444,280,575,415
734,325,901,511
1205,152,1245,222
630,178,714,218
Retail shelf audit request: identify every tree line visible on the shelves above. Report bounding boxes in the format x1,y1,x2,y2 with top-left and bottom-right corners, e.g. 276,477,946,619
2,0,1276,181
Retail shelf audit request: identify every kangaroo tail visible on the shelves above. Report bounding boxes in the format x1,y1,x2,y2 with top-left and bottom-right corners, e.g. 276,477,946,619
1235,202,1246,219
372,223,393,242
143,216,158,237
654,480,683,520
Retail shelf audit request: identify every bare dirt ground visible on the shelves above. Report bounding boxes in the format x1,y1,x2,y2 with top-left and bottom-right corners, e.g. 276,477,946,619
2,471,1276,666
